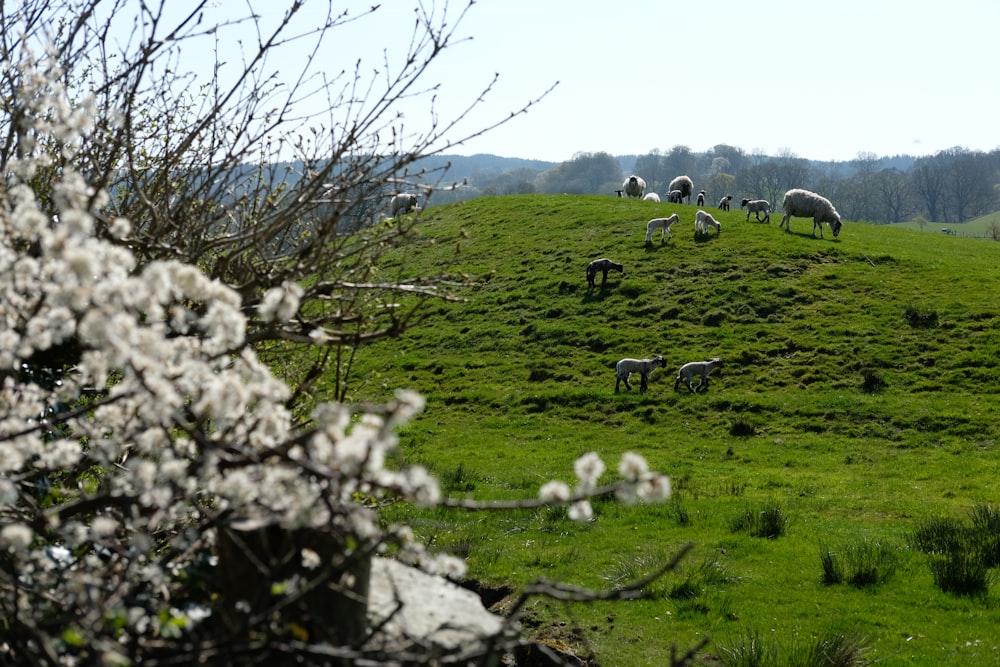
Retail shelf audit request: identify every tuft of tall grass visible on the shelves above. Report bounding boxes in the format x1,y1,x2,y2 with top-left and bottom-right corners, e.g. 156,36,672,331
718,628,869,667
819,539,898,588
910,505,1000,595
729,502,787,539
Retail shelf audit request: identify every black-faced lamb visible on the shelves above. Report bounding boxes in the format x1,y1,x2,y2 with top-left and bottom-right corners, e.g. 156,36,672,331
673,357,722,392
586,258,624,288
718,195,733,211
741,198,772,223
623,175,646,199
390,193,420,217
780,188,843,238
696,190,706,206
645,214,679,243
615,189,624,198
642,192,661,202
694,209,721,236
667,190,684,203
667,175,694,204
615,355,666,393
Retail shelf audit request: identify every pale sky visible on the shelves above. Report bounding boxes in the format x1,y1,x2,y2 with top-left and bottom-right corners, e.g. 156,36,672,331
132,0,1000,163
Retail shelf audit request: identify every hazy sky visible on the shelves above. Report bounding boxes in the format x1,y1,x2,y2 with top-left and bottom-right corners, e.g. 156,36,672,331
144,0,999,163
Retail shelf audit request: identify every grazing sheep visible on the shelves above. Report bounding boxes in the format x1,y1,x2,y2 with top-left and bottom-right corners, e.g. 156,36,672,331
696,190,706,206
741,198,772,223
668,175,694,204
695,209,721,236
674,357,723,393
667,189,684,203
586,258,624,288
623,175,646,199
718,195,733,211
615,189,625,198
390,193,420,217
642,192,661,202
615,355,666,393
780,188,843,238
645,214,679,243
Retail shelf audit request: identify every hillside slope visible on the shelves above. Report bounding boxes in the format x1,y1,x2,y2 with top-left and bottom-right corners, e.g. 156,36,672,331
333,195,1000,666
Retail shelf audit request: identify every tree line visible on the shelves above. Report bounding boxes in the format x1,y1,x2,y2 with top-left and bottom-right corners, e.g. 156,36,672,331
434,144,1000,225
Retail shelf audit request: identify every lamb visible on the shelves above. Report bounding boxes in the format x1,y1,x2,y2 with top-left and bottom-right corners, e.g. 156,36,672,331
694,209,721,236
623,175,646,199
667,175,694,204
673,357,723,393
615,355,666,393
642,192,661,202
667,190,684,203
741,198,772,223
780,188,843,238
586,258,624,288
645,214,679,243
390,193,420,217
696,190,706,206
718,195,733,211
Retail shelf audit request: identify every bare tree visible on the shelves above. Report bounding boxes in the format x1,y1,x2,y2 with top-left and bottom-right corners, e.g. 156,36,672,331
1,0,555,401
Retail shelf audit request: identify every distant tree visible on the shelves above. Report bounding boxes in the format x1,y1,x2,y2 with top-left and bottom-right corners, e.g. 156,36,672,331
633,150,668,192
873,168,914,223
910,154,949,221
663,145,696,182
537,151,622,194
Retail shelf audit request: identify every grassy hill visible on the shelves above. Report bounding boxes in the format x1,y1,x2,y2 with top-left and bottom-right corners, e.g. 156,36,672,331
323,195,1000,666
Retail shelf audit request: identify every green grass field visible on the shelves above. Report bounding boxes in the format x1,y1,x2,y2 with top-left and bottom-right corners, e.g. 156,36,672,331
314,195,1000,665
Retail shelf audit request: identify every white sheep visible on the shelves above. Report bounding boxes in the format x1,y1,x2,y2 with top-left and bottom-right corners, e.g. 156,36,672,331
673,357,723,393
695,209,721,236
780,188,843,238
586,258,624,288
645,214,679,243
623,175,646,199
668,175,694,204
642,192,661,202
615,355,666,393
741,198,772,223
390,193,420,217
696,190,706,206
718,195,733,211
667,190,684,203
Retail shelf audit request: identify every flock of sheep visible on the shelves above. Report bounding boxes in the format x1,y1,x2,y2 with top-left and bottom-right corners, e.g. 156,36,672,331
605,174,845,395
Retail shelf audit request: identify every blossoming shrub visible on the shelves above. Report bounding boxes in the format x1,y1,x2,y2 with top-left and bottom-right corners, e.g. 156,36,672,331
0,53,672,663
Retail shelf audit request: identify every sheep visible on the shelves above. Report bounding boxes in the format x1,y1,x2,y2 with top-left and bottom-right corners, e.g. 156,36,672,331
673,357,723,393
586,258,624,288
623,175,646,199
780,188,843,238
645,214,679,243
615,189,625,198
695,209,721,236
668,175,694,204
718,195,733,211
642,192,661,202
390,193,420,217
741,198,772,223
667,190,684,203
696,190,706,206
615,355,666,393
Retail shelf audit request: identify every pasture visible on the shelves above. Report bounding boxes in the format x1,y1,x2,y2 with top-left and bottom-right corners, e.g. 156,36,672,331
306,194,1000,665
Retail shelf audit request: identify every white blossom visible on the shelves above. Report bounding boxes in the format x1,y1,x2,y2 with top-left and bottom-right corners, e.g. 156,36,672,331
567,500,594,523
573,451,605,492
538,480,571,503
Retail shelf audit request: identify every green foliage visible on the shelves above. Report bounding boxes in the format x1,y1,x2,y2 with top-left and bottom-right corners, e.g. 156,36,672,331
307,195,1000,666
